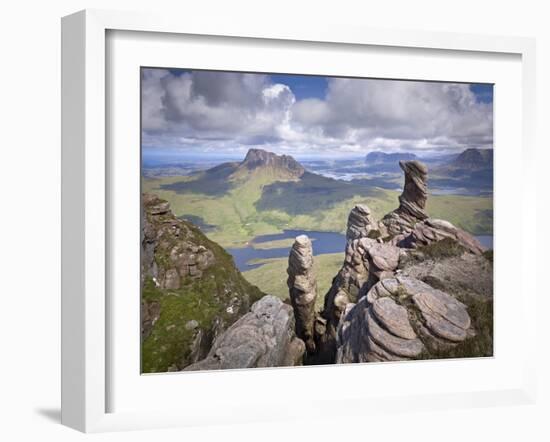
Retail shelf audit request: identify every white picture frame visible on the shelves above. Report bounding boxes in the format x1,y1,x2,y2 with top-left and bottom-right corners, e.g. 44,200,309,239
61,9,537,433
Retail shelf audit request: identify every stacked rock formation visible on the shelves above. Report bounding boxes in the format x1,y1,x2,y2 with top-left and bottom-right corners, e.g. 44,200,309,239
312,205,403,362
309,159,487,363
287,235,318,353
382,160,429,235
141,193,216,290
184,296,305,370
336,276,474,363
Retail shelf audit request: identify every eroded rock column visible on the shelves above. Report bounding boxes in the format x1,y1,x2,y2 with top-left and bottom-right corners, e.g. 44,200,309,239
287,235,318,353
382,160,429,235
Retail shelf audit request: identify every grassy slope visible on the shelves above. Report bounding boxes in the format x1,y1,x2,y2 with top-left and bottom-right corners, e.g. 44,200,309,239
144,175,493,249
242,252,344,312
426,194,493,235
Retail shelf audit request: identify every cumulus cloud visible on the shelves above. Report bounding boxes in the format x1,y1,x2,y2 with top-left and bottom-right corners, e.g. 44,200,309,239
141,69,493,156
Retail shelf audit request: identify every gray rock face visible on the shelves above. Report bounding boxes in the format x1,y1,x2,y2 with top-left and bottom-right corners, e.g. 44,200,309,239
184,296,305,371
394,218,485,255
287,235,318,353
336,275,475,362
382,160,429,235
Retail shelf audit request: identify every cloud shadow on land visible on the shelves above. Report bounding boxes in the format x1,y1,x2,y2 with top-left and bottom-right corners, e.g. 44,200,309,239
160,162,238,196
255,172,381,215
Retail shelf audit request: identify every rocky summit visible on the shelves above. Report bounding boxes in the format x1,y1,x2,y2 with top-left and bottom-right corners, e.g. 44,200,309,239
234,148,305,180
286,155,492,365
141,193,264,372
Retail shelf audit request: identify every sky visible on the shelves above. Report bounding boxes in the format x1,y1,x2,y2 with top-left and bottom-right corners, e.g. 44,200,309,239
141,68,493,159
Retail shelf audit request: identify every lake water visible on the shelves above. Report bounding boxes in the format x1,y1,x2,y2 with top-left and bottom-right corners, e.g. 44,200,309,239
475,235,493,249
228,229,493,272
228,230,346,271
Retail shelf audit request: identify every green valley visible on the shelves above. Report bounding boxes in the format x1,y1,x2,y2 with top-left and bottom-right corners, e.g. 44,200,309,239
242,252,344,312
143,171,493,249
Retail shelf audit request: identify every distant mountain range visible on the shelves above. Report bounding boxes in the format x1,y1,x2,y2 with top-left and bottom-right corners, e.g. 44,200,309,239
143,147,493,249
365,151,418,173
366,151,418,164
366,148,493,172
160,147,494,200
448,148,493,171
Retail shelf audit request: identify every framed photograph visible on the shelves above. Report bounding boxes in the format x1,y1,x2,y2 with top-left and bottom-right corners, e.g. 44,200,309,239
61,9,537,432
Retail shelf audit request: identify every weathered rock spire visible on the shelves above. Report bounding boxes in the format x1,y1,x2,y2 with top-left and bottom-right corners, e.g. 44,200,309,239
346,204,378,240
287,235,318,353
382,160,429,234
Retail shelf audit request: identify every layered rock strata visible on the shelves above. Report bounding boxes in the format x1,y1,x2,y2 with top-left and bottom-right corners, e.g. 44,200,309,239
184,296,306,370
336,276,474,363
141,193,216,290
382,160,429,235
314,205,402,362
287,235,318,353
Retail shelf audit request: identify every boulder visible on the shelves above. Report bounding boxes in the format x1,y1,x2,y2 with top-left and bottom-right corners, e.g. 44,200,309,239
184,296,305,371
336,276,474,362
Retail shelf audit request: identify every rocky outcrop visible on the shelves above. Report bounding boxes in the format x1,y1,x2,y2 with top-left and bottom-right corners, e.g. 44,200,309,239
382,160,429,235
394,218,485,255
450,148,493,171
184,296,305,371
314,205,402,362
142,193,216,289
140,193,264,373
287,235,318,353
346,204,379,240
307,154,492,365
336,276,474,363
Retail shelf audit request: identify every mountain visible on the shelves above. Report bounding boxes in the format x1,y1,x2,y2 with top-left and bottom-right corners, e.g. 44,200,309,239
145,147,493,249
365,151,418,173
428,148,494,193
366,151,418,165
449,148,493,171
234,148,305,179
159,148,305,197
